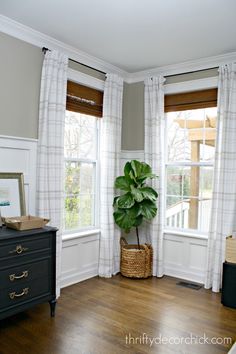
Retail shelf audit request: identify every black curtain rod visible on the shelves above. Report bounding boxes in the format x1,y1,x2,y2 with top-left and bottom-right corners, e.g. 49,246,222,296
42,47,218,79
164,66,218,78
42,47,106,75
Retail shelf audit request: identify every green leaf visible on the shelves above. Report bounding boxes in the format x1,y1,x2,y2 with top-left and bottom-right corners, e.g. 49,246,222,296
129,169,136,182
113,207,137,230
130,160,157,184
124,162,132,178
140,186,158,202
137,173,157,183
133,215,143,227
113,196,119,209
113,203,142,230
117,193,135,209
139,200,157,220
114,209,135,230
130,185,144,202
131,160,152,178
115,176,130,191
129,203,141,218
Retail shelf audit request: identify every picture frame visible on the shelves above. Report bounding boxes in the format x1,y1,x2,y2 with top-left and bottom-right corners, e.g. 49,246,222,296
0,172,26,217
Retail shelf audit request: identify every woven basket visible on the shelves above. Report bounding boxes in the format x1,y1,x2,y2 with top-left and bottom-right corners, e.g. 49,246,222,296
120,237,153,278
226,236,236,263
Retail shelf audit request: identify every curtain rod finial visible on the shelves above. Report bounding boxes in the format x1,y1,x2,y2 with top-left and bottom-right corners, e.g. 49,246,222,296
42,47,49,54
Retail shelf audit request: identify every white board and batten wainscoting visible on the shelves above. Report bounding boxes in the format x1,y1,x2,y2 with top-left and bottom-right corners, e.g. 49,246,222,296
0,135,37,215
61,230,99,288
0,138,208,287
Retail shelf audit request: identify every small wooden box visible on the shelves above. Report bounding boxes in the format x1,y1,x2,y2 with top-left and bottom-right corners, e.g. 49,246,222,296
226,236,236,264
3,216,50,231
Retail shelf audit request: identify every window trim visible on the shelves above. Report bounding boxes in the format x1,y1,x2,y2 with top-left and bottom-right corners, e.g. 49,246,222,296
164,77,218,237
63,71,104,236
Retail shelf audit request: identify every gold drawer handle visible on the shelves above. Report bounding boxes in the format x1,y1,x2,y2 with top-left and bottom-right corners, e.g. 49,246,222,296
9,287,29,300
9,245,29,255
9,270,29,281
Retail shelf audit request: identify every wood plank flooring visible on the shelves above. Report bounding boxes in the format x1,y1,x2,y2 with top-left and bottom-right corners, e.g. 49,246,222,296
0,275,235,354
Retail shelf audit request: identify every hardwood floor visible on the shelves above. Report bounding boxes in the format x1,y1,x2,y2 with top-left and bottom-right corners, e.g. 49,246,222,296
0,275,235,354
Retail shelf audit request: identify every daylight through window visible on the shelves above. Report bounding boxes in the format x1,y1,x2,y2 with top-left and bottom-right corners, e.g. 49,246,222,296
64,110,99,231
165,106,217,233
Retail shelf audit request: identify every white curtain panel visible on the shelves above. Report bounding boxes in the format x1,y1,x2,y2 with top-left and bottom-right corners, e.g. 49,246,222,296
144,76,165,277
98,74,123,277
36,50,68,297
205,63,236,292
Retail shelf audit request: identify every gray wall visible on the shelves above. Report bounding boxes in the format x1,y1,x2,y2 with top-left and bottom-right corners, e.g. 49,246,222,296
165,68,218,84
0,32,105,140
69,60,106,81
122,82,144,150
0,32,43,139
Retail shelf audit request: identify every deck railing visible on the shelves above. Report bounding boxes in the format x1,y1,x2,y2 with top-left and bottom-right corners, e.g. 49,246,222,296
166,199,211,231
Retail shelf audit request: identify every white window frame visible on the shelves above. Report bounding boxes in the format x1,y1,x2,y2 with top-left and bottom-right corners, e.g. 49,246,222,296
163,76,218,237
63,69,104,236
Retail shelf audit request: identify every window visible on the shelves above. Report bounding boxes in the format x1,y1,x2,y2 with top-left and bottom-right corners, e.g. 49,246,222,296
64,80,103,232
165,89,217,233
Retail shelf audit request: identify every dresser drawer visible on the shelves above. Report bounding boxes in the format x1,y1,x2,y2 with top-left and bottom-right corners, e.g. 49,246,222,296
0,258,51,290
0,276,51,310
0,234,51,261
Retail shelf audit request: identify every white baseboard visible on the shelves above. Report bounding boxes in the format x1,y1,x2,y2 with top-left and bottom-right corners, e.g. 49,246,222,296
60,267,98,288
164,266,204,284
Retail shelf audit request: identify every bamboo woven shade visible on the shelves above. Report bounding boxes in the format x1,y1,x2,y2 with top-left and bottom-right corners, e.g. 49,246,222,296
66,80,103,117
165,88,218,112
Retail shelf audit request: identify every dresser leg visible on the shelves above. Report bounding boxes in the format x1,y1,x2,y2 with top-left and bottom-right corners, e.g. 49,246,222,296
49,299,57,317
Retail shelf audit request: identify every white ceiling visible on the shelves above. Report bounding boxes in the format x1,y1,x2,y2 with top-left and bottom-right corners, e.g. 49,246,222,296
0,0,236,73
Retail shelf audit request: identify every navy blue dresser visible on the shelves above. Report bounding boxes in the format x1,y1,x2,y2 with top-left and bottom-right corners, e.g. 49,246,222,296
0,226,57,320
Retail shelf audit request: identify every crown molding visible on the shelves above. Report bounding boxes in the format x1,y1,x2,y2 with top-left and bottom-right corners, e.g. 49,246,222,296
0,14,127,78
125,52,236,83
1,14,236,84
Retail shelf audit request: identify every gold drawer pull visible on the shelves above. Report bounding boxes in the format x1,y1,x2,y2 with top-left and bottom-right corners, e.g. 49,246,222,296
9,245,29,255
9,270,29,281
9,287,29,300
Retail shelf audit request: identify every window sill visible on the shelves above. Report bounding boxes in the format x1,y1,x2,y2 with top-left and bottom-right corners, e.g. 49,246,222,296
164,228,208,240
62,228,100,241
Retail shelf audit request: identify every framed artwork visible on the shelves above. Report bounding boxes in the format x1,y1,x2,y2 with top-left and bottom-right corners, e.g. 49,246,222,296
0,173,26,217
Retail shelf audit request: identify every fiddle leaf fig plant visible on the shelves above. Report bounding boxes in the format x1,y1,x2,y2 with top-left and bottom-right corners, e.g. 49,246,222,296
113,160,158,249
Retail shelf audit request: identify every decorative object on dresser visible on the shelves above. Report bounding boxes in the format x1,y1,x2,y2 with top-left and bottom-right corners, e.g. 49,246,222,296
0,173,26,219
225,235,236,263
3,216,50,231
0,226,57,320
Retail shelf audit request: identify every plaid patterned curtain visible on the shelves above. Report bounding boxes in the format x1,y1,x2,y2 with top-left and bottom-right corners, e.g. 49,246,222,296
205,63,236,292
98,74,123,277
36,50,68,297
144,76,165,277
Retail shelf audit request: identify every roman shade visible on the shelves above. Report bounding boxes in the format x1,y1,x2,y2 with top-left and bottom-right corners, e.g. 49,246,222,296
66,80,103,117
165,88,217,112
